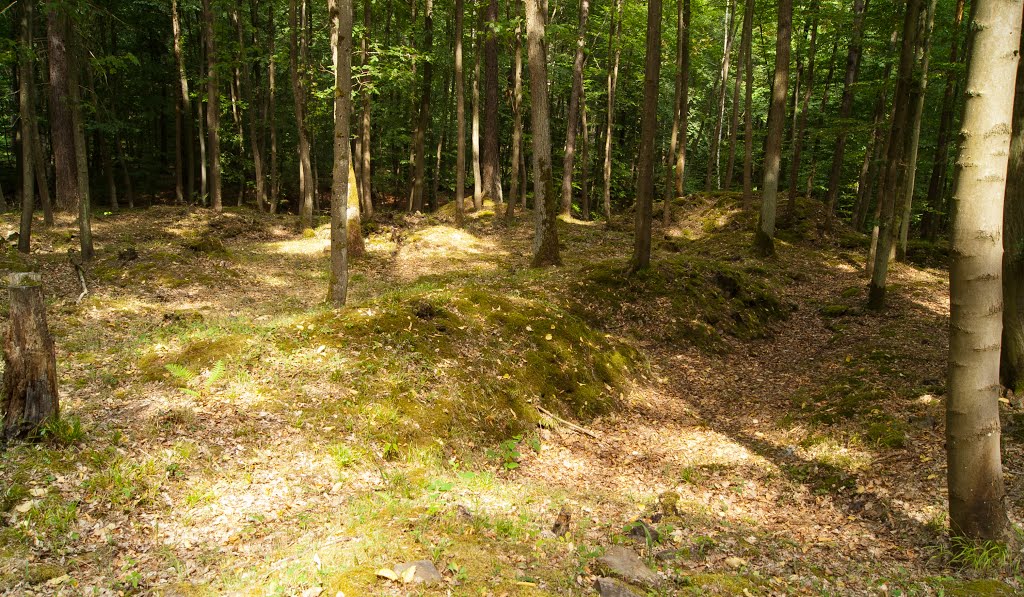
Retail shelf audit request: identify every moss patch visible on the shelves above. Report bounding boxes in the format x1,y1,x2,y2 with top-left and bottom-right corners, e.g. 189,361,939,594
575,255,790,352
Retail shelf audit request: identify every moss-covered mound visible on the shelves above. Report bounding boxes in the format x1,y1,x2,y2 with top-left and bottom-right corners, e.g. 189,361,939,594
140,283,640,450
574,256,790,352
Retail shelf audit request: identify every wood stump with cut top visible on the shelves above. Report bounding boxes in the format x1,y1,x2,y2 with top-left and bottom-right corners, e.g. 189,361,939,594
2,273,58,441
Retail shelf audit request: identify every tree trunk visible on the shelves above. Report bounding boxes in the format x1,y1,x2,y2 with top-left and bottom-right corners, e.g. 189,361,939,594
740,0,753,208
291,0,313,228
824,0,869,231
482,0,503,205
867,0,922,310
896,0,937,261
525,0,560,266
47,7,79,214
455,0,467,225
630,0,663,271
580,101,592,219
663,0,688,229
923,0,966,241
199,97,208,203
18,1,34,254
559,0,590,215
2,273,59,441
360,0,373,218
203,0,222,212
506,0,524,221
329,0,352,306
472,20,483,210
412,0,434,212
723,1,745,192
68,41,93,260
602,0,624,222
948,0,1020,541
269,2,280,214
1003,6,1024,391
242,1,267,212
172,0,195,203
705,0,736,192
785,9,818,222
753,0,791,257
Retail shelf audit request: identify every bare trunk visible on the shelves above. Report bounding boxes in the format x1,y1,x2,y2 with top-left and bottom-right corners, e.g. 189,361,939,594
329,0,352,306
753,0,791,256
482,0,503,205
412,0,434,212
68,37,93,259
506,0,524,221
784,9,818,222
740,0,753,208
663,0,688,228
291,0,313,228
455,0,467,225
948,0,1019,541
602,0,624,222
2,273,59,441
47,7,79,214
629,0,663,271
705,0,736,192
18,1,34,254
525,0,560,266
360,0,373,218
172,0,194,203
472,21,483,210
559,0,590,215
203,0,222,212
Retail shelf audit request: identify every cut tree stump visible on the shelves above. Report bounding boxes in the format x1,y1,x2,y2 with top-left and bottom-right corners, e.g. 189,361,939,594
2,273,58,441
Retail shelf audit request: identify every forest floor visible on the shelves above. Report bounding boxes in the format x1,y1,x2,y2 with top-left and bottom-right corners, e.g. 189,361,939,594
0,194,1021,596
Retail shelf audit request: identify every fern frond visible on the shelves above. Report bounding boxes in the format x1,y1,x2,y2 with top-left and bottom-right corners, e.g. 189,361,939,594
205,360,225,387
165,363,196,383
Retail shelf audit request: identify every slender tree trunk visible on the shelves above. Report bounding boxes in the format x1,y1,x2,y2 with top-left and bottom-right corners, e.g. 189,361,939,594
198,97,208,204
269,3,280,213
525,0,560,266
172,0,194,203
581,100,592,219
663,0,688,229
630,0,663,271
455,0,467,225
472,20,483,210
412,0,434,212
853,74,890,231
923,0,966,241
753,0,791,256
824,0,869,231
785,9,818,222
741,0,753,208
896,0,937,261
602,0,624,222
360,0,373,218
68,37,93,259
867,0,923,310
291,0,313,227
948,0,1020,541
241,1,267,212
723,5,745,192
203,0,222,212
706,0,736,192
559,0,590,215
482,0,503,206
329,0,352,306
18,1,33,254
1003,12,1024,392
506,0,524,221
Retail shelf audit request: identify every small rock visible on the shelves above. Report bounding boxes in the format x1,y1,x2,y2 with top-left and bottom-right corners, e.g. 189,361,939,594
596,545,663,588
593,576,643,597
393,560,443,585
908,414,937,430
6,231,19,243
724,556,747,569
626,520,660,544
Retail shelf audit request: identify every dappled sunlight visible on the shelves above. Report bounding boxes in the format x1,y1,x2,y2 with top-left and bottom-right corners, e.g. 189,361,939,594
267,234,331,256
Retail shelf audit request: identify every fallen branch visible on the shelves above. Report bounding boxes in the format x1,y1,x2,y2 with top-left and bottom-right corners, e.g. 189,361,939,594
67,250,88,303
536,405,602,440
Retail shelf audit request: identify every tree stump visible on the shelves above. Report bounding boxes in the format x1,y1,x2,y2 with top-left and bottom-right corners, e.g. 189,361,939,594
2,273,58,441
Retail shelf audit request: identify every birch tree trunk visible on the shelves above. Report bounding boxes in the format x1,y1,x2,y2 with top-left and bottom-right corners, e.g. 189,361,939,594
947,0,1020,540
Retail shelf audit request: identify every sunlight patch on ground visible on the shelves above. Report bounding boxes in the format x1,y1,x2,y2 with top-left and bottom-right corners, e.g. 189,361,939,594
268,236,330,256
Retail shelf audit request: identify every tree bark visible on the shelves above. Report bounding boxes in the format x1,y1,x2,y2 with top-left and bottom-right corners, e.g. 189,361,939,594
785,9,818,222
630,0,663,271
203,0,223,212
602,0,624,222
948,0,1020,541
824,0,869,231
559,0,590,215
68,38,93,259
172,0,195,203
895,0,937,261
360,0,373,218
867,0,923,310
705,0,736,192
455,0,467,225
723,1,746,192
482,0,503,205
753,0,792,257
291,0,313,228
506,0,525,221
18,1,34,254
1003,6,1024,392
47,6,79,214
269,2,280,213
663,0,689,229
525,0,560,266
740,0,753,208
329,0,352,306
472,19,483,211
411,0,434,212
2,273,59,442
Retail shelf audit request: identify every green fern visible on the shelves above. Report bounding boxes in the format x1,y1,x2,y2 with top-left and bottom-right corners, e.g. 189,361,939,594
164,363,196,383
205,360,225,387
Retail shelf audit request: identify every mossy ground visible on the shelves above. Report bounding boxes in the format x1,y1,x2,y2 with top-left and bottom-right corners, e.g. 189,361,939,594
0,198,1019,594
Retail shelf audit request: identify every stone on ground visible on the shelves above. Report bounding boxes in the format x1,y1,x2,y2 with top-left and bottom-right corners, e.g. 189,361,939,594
393,560,443,585
594,576,643,597
596,545,663,589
